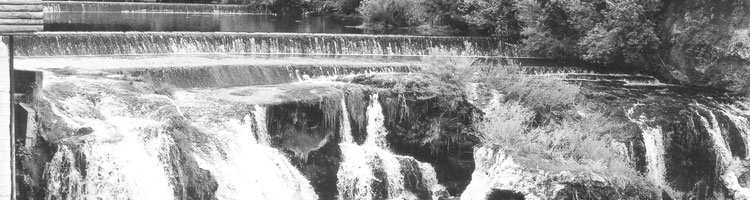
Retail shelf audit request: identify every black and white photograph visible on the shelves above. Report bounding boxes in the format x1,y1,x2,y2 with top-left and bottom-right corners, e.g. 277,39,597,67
1,0,749,199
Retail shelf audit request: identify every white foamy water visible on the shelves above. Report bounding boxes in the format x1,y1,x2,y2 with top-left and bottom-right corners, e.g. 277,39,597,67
694,104,750,199
44,95,177,200
252,105,271,145
720,105,750,160
337,93,444,200
43,82,319,200
340,98,354,143
366,93,389,148
626,104,667,186
194,116,318,200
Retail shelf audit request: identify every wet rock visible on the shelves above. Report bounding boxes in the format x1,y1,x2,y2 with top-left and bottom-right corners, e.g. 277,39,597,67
341,73,481,194
74,127,94,136
292,140,342,200
268,100,340,160
267,98,344,199
657,0,750,92
461,147,660,200
487,189,524,200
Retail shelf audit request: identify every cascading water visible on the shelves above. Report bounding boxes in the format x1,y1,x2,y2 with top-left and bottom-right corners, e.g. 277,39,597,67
42,95,180,200
340,98,353,143
36,77,321,200
108,64,418,88
14,32,511,57
693,104,750,199
366,93,389,148
194,112,318,200
626,104,667,186
252,105,271,145
337,93,445,200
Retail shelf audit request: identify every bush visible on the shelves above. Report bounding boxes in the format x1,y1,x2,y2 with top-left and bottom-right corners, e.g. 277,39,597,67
420,48,477,87
469,60,639,181
334,0,362,15
478,60,581,111
304,0,362,16
358,0,430,27
460,0,523,41
477,100,635,176
475,101,533,150
515,0,662,67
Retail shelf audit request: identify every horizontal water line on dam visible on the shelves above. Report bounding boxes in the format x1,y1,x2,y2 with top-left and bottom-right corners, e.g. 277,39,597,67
13,32,520,57
44,1,270,14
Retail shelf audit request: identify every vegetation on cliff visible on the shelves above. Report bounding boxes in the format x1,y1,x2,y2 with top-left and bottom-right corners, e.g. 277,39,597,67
416,56,660,194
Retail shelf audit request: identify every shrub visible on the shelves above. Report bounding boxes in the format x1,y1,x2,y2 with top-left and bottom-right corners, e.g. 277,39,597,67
515,0,662,67
475,101,533,150
358,0,429,27
470,60,639,182
477,60,581,111
334,0,362,15
304,0,362,16
477,101,635,176
503,77,580,111
420,48,477,87
460,0,523,41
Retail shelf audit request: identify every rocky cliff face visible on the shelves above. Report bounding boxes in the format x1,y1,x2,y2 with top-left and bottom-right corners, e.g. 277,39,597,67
659,0,750,92
461,147,660,200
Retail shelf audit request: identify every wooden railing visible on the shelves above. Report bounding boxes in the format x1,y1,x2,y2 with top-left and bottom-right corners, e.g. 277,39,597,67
0,0,43,33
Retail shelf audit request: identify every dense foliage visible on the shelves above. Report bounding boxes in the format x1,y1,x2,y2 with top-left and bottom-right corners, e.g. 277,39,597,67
516,0,662,66
349,0,749,93
357,0,430,27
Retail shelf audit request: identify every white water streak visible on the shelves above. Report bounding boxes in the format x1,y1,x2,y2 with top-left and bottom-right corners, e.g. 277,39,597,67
341,98,354,143
196,118,318,200
252,105,271,145
366,93,389,148
626,104,667,186
45,117,175,200
694,104,750,199
337,92,444,200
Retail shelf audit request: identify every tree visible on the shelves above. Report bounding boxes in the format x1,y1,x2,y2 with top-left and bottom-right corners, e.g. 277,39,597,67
515,0,662,67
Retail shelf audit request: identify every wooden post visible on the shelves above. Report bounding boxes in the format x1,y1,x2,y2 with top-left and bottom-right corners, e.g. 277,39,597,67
0,1,42,199
0,36,11,200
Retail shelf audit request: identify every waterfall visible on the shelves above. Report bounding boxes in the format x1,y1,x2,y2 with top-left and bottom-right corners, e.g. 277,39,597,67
44,1,269,14
337,93,445,200
693,104,750,198
105,64,418,88
366,93,389,148
14,32,510,57
40,82,319,200
626,104,667,186
252,105,271,145
193,112,317,200
199,117,317,200
44,119,177,199
720,104,750,160
341,98,354,143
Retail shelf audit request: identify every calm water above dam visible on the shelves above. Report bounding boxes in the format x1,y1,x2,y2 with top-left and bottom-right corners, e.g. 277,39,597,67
44,12,365,33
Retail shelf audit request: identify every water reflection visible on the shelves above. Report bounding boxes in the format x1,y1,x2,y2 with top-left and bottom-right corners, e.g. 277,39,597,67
44,11,365,33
